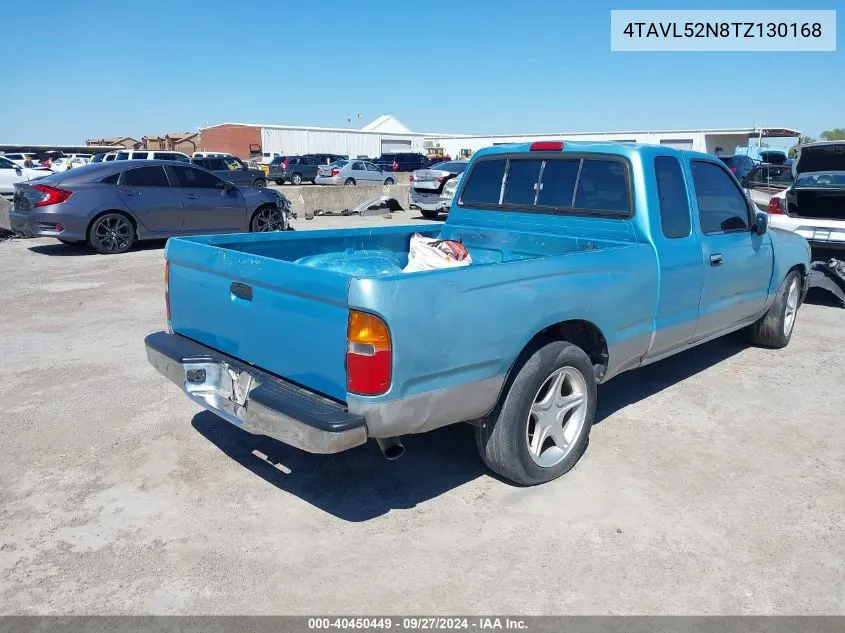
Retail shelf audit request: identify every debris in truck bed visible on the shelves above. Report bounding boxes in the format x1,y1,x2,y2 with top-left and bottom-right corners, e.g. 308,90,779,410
809,258,845,307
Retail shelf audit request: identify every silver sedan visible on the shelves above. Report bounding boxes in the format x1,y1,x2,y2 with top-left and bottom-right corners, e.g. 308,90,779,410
315,160,396,186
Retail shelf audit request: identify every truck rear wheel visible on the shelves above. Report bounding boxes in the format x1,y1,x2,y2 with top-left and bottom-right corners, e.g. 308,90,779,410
421,210,439,220
475,339,596,485
747,270,802,348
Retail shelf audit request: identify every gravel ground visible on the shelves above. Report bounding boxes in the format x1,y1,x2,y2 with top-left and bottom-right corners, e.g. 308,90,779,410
0,222,843,615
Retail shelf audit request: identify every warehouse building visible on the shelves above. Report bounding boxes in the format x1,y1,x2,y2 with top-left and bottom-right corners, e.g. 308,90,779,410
199,115,799,159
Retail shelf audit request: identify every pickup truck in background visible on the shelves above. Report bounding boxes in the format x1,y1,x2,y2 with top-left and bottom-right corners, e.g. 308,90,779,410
146,141,810,486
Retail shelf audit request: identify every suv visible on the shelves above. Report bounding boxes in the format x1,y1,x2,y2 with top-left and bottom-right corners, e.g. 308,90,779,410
372,152,431,172
717,154,757,180
304,153,347,165
190,156,267,187
111,150,191,163
268,156,320,185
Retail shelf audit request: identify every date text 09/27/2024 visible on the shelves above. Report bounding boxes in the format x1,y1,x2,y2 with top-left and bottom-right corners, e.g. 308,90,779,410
307,617,528,630
622,22,822,39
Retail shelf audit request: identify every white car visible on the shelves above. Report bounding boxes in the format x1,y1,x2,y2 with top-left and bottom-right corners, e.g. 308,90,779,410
50,154,93,172
112,150,191,162
0,155,52,196
314,160,396,186
767,142,845,253
409,160,468,219
3,152,39,167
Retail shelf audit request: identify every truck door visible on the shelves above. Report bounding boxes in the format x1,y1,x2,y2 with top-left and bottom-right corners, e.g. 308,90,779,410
646,156,704,360
689,160,772,340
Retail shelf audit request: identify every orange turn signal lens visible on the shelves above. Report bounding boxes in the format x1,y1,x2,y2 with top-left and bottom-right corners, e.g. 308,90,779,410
347,310,391,352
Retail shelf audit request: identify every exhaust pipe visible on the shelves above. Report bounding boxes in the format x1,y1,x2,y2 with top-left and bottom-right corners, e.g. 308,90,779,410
376,437,405,461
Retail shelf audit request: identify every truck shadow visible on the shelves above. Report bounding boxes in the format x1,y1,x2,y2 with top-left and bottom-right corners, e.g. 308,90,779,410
27,240,167,256
191,411,486,522
595,334,747,423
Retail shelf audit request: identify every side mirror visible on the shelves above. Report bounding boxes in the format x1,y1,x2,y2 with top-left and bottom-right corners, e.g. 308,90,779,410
754,211,768,235
15,168,22,176
216,180,236,192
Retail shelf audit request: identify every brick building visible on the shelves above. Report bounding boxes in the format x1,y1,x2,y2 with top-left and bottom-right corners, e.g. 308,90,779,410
200,124,261,158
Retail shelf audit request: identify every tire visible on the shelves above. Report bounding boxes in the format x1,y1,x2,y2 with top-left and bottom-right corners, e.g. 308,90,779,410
58,238,84,246
274,179,283,185
290,173,302,185
344,178,356,186
384,178,395,185
87,213,135,254
421,209,440,220
253,179,266,188
250,205,286,232
475,339,597,486
747,270,802,348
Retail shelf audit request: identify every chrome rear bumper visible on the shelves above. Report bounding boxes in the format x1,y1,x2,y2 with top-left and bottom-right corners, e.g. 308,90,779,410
145,332,367,454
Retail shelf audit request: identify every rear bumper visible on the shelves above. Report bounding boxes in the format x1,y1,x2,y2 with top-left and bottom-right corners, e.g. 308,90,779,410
145,331,368,454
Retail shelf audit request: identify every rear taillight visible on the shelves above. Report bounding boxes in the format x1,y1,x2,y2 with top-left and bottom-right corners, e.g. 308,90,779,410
409,175,415,181
331,168,340,177
282,159,288,169
32,184,72,207
164,261,171,322
346,310,391,396
730,166,737,173
436,176,446,183
768,196,784,215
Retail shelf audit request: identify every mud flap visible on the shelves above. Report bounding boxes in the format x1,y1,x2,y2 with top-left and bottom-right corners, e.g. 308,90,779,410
809,259,845,307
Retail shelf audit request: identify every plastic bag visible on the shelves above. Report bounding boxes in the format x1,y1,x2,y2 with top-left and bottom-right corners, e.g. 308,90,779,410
403,233,472,273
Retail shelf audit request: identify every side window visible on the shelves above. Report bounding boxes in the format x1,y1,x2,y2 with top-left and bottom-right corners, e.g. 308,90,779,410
100,172,120,185
153,152,172,161
351,161,365,170
746,167,764,184
573,159,630,214
536,159,579,207
116,152,130,160
503,159,542,205
171,165,223,189
460,159,507,206
654,156,691,239
122,166,170,187
289,158,300,165
130,152,149,160
207,158,226,170
691,161,751,234
365,163,381,172
0,157,18,169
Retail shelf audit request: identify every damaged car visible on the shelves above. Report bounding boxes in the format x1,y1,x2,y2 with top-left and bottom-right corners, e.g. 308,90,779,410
409,160,468,219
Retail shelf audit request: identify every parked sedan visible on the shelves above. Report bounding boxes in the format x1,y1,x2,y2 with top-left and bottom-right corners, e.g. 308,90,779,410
10,161,291,254
314,159,396,186
190,156,267,187
409,160,468,218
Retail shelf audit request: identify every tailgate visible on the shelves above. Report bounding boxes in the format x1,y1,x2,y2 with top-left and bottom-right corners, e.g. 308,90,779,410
165,238,350,401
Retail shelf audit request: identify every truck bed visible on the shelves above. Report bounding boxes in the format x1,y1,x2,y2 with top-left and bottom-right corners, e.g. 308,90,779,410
165,222,644,403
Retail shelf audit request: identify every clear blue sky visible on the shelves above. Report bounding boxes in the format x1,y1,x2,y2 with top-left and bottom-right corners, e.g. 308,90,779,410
1,0,841,145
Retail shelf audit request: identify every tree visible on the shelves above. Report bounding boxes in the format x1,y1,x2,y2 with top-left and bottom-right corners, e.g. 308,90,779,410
788,135,816,158
820,128,845,141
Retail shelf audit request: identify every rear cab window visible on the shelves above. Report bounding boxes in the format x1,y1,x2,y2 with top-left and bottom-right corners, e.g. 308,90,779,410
459,153,631,216
654,156,691,238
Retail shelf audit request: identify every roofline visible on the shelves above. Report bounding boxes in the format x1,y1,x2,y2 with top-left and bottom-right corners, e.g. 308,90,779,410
199,122,800,139
0,144,123,151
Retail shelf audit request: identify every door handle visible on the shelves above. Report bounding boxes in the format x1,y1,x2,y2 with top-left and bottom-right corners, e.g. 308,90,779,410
230,282,253,301
184,194,198,200
710,253,723,266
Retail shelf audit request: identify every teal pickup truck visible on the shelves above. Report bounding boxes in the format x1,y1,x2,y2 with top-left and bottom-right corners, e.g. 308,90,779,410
145,141,810,485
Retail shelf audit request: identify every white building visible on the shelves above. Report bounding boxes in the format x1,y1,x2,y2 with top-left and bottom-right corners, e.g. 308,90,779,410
201,115,800,159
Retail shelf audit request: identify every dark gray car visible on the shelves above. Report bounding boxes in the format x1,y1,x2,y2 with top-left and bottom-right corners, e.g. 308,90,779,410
190,156,267,188
10,160,291,254
268,156,320,185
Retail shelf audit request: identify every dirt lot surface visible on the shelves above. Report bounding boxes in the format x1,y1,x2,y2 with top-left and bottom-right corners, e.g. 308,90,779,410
1,220,843,615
